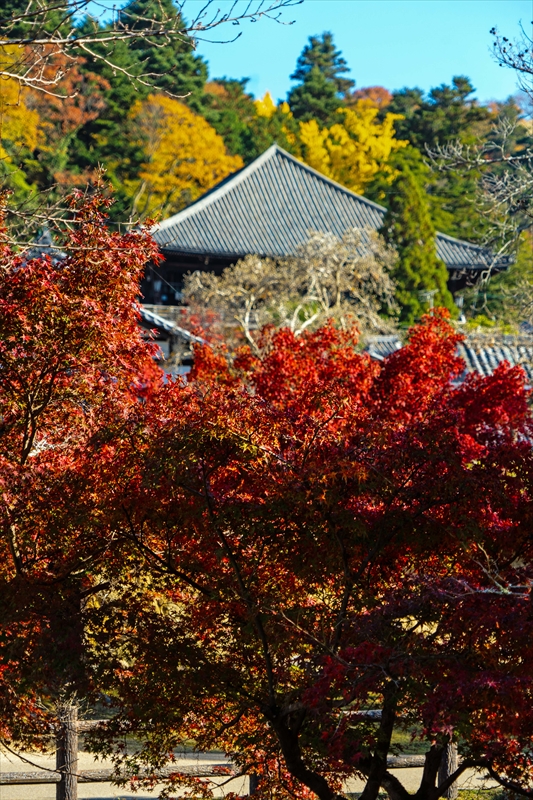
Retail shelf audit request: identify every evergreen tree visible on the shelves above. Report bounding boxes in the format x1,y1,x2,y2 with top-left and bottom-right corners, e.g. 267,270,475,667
288,66,341,124
384,77,494,242
388,76,491,150
70,2,207,221
121,0,208,110
65,21,146,221
290,32,354,93
288,32,354,123
379,166,456,323
0,0,68,37
203,81,299,164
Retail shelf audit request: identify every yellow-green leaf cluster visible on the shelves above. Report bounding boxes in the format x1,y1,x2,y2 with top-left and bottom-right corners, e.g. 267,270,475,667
298,99,407,194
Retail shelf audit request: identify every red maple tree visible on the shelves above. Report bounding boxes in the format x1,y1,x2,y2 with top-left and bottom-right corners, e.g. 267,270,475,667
81,313,533,800
0,185,160,743
1,186,531,797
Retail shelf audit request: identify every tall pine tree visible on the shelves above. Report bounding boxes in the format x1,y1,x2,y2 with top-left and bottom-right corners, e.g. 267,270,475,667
379,166,456,323
288,32,354,123
121,0,207,109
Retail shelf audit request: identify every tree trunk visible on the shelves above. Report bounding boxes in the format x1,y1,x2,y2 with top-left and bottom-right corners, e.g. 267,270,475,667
56,703,78,800
438,744,458,800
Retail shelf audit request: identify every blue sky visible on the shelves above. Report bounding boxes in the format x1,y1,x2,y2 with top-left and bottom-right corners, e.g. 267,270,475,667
190,0,531,104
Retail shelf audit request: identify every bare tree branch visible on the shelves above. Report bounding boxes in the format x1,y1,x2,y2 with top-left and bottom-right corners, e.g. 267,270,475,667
183,229,398,352
0,0,301,96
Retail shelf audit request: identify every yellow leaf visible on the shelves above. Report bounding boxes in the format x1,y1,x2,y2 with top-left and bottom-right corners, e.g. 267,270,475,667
128,94,243,218
298,99,407,194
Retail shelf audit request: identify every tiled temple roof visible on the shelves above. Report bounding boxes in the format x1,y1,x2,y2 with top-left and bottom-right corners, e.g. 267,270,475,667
153,145,510,273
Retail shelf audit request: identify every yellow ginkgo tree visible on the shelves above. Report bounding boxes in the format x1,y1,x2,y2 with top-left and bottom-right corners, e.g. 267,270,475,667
298,99,407,194
0,47,42,161
128,94,243,219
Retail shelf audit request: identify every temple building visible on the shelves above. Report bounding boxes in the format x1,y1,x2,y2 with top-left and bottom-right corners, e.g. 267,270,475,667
143,143,511,305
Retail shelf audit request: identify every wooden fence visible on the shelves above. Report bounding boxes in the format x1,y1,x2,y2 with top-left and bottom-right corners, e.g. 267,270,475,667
0,706,456,800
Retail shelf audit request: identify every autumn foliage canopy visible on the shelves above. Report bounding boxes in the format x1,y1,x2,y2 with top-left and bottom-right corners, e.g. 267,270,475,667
0,193,533,799
90,316,533,798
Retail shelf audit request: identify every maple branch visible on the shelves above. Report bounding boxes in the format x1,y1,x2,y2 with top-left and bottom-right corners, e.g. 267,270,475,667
267,715,340,800
199,460,278,710
359,689,397,800
434,758,476,800
486,764,533,797
380,770,411,800
329,520,354,655
0,741,60,774
119,506,214,597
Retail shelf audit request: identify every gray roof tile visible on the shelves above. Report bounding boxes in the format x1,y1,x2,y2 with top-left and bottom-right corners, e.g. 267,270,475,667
153,145,507,271
365,334,533,381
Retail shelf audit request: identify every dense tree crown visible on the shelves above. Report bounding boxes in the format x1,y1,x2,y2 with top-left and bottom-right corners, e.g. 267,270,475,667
119,0,209,108
0,188,160,743
298,100,407,193
290,32,354,93
288,32,354,123
125,95,243,218
3,214,532,796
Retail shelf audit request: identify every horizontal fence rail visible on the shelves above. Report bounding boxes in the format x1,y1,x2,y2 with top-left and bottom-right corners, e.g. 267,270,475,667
0,764,236,785
0,756,429,785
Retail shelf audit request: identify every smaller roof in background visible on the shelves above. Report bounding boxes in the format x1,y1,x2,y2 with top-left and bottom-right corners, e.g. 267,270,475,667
153,145,510,273
139,305,206,345
457,335,533,383
365,332,533,383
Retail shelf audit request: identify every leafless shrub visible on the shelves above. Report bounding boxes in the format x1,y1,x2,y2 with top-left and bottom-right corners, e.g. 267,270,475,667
183,229,398,353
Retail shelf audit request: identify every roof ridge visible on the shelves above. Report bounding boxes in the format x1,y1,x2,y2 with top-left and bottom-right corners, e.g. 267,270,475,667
271,145,389,216
154,144,493,255
434,230,492,249
153,144,391,237
153,145,280,234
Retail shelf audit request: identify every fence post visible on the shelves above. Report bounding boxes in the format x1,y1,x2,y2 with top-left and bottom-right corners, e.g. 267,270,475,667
56,703,78,800
438,743,458,800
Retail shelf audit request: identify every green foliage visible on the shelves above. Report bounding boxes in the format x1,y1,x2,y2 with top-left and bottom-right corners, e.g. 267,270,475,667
290,32,354,94
388,76,491,150
460,230,533,328
288,32,353,123
202,79,258,158
203,80,299,163
69,18,148,206
379,165,456,323
0,0,68,36
121,0,208,108
386,77,494,242
288,65,343,124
